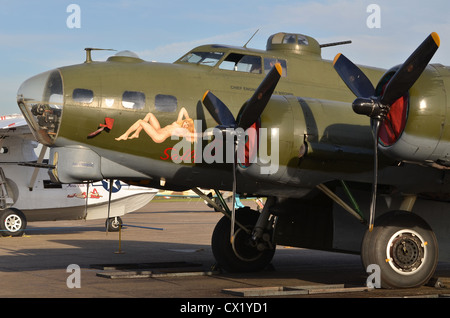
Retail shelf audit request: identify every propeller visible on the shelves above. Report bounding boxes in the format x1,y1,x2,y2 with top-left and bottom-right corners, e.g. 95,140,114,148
333,32,440,231
202,63,282,241
203,63,282,129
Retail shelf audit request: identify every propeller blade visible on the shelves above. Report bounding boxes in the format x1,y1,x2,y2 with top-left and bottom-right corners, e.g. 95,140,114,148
238,63,282,130
381,32,440,105
333,53,375,98
202,90,236,127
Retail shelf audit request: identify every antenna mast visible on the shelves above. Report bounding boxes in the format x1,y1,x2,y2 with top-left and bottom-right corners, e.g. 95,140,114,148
84,48,116,63
243,29,260,48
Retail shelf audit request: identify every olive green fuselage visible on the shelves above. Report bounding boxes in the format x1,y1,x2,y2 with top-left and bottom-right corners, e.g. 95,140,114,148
17,37,450,197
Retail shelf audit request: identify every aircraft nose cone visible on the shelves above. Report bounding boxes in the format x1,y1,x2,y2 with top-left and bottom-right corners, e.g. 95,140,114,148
17,69,63,145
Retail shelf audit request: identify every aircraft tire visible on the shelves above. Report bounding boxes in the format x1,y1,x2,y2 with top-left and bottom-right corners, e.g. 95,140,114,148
361,210,438,289
105,217,123,232
0,208,27,237
211,207,275,273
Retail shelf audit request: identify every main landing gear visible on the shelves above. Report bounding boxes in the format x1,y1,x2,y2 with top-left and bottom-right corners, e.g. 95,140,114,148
318,183,439,289
194,188,276,273
361,210,438,289
0,208,27,237
212,207,276,272
201,187,439,289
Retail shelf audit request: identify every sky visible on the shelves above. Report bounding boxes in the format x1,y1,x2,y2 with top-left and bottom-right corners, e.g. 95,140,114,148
1,0,450,114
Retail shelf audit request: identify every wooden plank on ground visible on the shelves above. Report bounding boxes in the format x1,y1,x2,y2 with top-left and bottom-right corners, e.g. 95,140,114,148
222,284,371,297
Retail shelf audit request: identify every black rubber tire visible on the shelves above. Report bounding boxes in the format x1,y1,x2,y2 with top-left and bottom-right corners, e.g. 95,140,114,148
0,208,27,237
211,207,275,273
361,210,438,289
105,216,123,232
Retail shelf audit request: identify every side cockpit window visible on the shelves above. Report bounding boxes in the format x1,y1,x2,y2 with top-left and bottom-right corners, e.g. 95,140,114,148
219,53,262,73
122,91,145,109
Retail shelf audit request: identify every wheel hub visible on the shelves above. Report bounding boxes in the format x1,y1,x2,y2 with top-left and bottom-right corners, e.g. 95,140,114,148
387,230,426,274
231,228,263,262
5,214,22,232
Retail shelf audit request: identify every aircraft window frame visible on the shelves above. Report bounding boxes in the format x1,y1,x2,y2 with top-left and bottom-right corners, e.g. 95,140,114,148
122,91,146,110
283,34,297,44
218,53,262,74
44,70,64,106
282,34,309,46
297,35,309,45
72,88,94,104
155,94,177,112
179,52,224,67
264,58,287,77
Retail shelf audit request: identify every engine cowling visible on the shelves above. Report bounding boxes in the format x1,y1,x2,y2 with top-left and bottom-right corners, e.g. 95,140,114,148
378,64,450,168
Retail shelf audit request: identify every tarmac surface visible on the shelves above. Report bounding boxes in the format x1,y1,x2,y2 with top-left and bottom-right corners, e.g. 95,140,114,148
2,199,450,312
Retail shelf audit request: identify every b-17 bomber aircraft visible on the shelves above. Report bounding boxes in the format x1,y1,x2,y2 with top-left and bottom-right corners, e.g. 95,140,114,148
16,31,450,288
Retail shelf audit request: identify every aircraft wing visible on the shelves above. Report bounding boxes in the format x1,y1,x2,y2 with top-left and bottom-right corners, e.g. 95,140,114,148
0,114,38,163
0,114,28,129
0,114,32,137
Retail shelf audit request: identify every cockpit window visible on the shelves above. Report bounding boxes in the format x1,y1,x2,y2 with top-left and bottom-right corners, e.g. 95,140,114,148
179,52,224,67
264,58,287,77
219,53,262,74
122,91,145,109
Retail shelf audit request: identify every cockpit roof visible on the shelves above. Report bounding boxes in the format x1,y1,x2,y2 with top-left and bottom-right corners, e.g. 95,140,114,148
175,32,322,65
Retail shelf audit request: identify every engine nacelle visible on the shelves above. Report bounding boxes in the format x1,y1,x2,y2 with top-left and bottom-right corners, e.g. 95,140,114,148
378,64,450,167
48,146,149,184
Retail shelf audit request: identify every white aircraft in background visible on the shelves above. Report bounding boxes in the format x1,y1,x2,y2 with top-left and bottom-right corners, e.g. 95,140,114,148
0,114,158,236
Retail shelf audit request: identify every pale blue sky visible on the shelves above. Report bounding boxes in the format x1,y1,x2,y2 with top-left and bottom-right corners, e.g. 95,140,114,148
1,0,450,114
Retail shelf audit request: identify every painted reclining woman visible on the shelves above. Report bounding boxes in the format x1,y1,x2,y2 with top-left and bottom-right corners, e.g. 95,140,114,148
115,107,195,143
